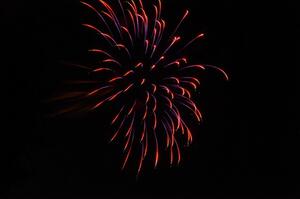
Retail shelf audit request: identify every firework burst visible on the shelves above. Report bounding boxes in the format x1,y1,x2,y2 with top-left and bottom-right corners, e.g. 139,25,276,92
56,0,228,175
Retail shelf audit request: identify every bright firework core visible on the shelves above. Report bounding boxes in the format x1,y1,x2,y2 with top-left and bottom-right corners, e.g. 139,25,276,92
59,0,228,175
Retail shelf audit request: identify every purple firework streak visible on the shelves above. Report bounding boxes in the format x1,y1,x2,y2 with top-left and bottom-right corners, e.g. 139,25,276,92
55,0,228,175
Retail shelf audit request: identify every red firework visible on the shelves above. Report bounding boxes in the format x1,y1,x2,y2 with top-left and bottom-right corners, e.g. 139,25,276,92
56,0,228,175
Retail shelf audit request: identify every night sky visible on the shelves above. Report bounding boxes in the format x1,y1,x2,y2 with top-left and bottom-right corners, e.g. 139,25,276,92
3,0,298,198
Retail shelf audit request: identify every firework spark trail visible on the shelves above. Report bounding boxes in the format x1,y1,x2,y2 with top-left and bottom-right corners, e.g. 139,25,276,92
59,0,228,175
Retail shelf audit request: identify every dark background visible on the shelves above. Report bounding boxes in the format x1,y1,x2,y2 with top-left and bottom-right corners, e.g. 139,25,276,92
3,0,298,198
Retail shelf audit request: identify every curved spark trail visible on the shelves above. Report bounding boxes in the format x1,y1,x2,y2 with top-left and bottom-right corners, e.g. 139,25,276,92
57,0,228,175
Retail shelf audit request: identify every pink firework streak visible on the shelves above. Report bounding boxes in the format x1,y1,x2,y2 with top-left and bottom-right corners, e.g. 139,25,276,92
58,0,228,175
